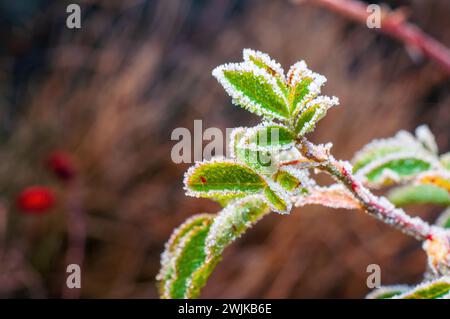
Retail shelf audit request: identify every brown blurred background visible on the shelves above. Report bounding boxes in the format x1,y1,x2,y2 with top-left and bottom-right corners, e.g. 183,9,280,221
0,0,449,298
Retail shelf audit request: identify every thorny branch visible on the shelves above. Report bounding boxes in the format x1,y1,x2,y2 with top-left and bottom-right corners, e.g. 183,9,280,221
296,138,450,274
296,0,450,75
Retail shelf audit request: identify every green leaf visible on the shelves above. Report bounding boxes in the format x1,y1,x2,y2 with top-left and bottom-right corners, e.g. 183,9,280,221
230,127,277,176
275,170,301,191
243,49,288,98
243,123,296,151
366,285,410,299
294,97,339,136
396,277,450,299
352,129,441,187
157,214,214,299
286,60,326,115
206,195,270,257
435,208,450,229
184,160,267,198
212,62,289,120
289,78,312,113
168,222,212,298
388,184,450,207
264,182,291,214
364,158,432,185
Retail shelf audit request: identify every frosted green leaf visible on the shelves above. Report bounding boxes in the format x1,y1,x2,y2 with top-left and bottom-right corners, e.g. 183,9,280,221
395,277,450,299
366,285,410,299
212,62,289,120
388,184,450,207
294,96,339,136
352,130,429,173
241,122,296,151
287,60,326,115
184,159,267,198
264,181,292,214
206,195,270,257
231,127,277,176
157,214,214,299
352,129,442,186
167,221,212,299
275,170,302,191
243,48,288,97
364,158,432,185
435,208,450,229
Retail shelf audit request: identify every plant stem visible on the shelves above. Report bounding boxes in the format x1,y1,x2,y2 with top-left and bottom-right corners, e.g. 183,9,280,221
297,138,440,241
296,0,450,75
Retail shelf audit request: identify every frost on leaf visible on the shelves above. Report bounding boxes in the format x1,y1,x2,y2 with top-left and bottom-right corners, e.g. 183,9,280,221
294,184,361,210
366,285,410,299
212,61,289,120
206,195,269,257
352,129,442,187
293,96,339,136
239,122,296,151
435,208,450,229
263,180,292,214
157,214,215,299
394,277,450,299
184,159,267,198
286,60,326,115
243,48,288,96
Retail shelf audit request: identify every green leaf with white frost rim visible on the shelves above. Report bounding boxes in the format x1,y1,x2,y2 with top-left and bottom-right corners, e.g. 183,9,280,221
352,130,442,186
264,181,292,214
287,60,326,115
206,195,270,257
394,277,450,299
230,127,277,176
157,214,214,299
352,130,427,172
184,159,267,198
388,184,450,207
294,96,339,136
243,49,288,97
240,122,296,151
366,285,410,299
212,62,290,120
435,208,450,229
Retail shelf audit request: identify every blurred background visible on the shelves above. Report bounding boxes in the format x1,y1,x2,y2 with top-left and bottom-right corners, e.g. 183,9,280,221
0,0,449,298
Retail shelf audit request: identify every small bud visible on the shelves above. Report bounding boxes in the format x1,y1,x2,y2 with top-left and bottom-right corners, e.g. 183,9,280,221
47,151,76,182
16,186,55,214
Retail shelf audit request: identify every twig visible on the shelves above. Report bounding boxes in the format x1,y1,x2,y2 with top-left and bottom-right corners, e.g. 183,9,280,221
297,138,449,244
296,0,450,74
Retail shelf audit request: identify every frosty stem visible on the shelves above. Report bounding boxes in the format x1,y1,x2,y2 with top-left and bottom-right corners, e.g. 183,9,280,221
297,138,437,241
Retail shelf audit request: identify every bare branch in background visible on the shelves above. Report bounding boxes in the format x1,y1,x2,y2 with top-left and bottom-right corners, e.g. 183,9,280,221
296,0,450,74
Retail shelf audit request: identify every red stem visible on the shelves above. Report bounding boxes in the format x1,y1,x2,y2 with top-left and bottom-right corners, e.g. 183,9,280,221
298,0,450,74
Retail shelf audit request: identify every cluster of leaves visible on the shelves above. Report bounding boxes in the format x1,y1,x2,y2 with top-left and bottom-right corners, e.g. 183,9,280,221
157,49,450,299
353,126,450,298
352,125,450,207
157,49,339,298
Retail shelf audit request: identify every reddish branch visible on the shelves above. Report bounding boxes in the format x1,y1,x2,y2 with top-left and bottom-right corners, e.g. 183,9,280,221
298,138,447,243
297,0,450,74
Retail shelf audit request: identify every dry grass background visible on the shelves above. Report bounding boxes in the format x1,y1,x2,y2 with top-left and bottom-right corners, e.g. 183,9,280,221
0,0,449,298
